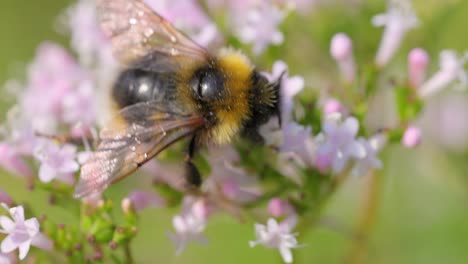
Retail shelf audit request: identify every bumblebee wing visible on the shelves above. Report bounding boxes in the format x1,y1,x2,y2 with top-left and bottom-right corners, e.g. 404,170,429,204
74,101,204,198
96,0,208,65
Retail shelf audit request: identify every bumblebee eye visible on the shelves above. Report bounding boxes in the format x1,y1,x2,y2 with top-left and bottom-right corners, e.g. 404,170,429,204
191,70,223,100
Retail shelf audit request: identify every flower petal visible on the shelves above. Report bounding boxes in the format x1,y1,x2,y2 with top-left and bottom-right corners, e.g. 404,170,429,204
31,233,53,251
24,218,39,237
279,245,293,263
0,235,17,253
38,164,56,183
10,206,24,222
18,241,31,260
0,217,14,232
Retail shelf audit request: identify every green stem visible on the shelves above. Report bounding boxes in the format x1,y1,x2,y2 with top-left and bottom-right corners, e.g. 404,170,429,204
345,170,381,264
124,243,134,264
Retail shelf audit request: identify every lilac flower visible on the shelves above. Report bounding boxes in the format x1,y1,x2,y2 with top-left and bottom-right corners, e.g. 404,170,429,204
232,2,287,54
0,143,33,178
330,33,356,83
0,205,52,260
372,0,419,67
408,48,429,89
279,122,314,166
0,252,16,264
260,61,307,155
268,61,305,123
127,190,166,212
66,0,114,66
419,50,468,98
20,42,86,132
351,138,383,176
62,80,96,126
33,141,79,185
249,218,300,264
168,197,210,255
402,126,421,148
314,117,366,174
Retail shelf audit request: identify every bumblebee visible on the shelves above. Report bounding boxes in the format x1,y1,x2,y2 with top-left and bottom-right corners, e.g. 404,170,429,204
74,0,281,198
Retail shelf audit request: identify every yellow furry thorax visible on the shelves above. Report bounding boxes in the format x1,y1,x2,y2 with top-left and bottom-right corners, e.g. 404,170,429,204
209,48,254,145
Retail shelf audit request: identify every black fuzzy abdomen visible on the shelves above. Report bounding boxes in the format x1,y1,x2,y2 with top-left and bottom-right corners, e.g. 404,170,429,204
241,71,280,144
112,69,177,109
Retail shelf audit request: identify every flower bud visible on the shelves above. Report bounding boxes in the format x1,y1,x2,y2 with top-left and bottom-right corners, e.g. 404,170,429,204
0,188,14,206
408,48,429,88
323,99,344,115
121,198,133,215
330,33,356,83
402,126,422,148
268,198,289,217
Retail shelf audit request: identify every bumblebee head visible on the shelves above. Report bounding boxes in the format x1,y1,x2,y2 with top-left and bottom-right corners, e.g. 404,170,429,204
181,48,279,145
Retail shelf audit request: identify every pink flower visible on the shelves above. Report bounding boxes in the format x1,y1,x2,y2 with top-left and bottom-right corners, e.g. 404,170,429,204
419,50,468,98
21,43,86,130
408,48,429,88
249,218,300,264
232,2,287,54
34,141,79,185
330,33,356,83
0,205,52,260
0,143,33,178
372,0,419,67
402,126,421,148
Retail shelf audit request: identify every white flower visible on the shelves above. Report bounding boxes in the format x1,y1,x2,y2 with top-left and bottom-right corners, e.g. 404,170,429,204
372,0,419,67
314,117,366,174
249,218,300,263
419,50,468,98
0,205,52,260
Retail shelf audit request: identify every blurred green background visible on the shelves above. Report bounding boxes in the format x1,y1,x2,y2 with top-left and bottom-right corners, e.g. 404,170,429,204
1,0,468,263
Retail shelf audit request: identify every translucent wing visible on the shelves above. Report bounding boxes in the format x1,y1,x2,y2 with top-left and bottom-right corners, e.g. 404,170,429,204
96,0,208,65
74,101,204,198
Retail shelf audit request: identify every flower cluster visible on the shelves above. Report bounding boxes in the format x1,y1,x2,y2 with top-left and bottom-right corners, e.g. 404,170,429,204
0,0,466,263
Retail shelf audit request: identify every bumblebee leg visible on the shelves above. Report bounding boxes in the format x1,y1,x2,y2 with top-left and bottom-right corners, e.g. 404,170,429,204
184,135,202,188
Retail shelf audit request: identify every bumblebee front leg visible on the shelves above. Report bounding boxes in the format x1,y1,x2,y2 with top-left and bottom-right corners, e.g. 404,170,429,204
184,135,202,188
